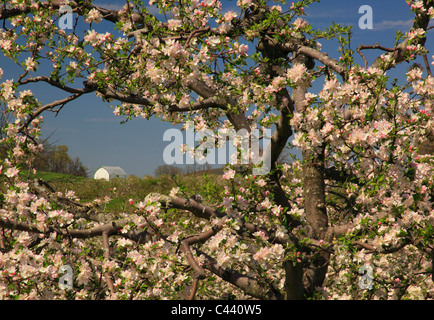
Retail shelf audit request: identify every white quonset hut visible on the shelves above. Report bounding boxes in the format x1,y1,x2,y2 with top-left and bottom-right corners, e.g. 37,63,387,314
93,166,127,181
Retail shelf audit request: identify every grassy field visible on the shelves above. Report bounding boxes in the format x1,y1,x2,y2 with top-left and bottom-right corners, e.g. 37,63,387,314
33,171,227,214
34,171,89,183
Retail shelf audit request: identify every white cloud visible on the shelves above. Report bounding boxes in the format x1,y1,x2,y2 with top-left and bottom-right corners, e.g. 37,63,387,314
373,19,413,31
308,18,414,32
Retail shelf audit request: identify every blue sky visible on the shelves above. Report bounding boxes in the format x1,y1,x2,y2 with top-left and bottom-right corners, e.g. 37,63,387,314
1,0,432,177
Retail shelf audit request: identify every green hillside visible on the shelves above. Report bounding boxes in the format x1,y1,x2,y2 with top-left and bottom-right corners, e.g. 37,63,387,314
32,171,227,214
34,171,89,183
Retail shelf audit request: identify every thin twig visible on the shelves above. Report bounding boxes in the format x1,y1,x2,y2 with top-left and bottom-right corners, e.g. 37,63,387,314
184,27,210,49
19,92,83,132
357,43,394,52
356,43,394,69
357,46,368,69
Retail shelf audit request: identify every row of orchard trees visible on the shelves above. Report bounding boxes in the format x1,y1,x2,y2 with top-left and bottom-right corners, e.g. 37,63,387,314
0,0,433,300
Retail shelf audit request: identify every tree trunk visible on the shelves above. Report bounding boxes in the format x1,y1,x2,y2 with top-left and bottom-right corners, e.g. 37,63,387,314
302,148,328,238
284,260,305,300
301,147,330,296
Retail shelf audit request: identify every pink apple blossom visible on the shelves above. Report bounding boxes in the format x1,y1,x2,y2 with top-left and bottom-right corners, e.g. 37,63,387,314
5,166,19,178
256,179,266,187
85,8,103,23
406,67,423,81
286,63,307,85
167,19,182,30
293,18,308,29
0,0,432,301
223,11,237,22
222,168,236,180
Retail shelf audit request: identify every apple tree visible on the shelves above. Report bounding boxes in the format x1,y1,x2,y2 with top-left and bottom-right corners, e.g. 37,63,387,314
0,0,433,299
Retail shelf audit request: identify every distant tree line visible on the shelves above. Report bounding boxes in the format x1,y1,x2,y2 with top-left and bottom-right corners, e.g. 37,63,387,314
154,163,223,177
152,146,300,177
0,104,84,177
34,143,87,177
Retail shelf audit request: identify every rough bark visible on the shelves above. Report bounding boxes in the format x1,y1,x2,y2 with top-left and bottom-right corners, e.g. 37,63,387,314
302,149,328,239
